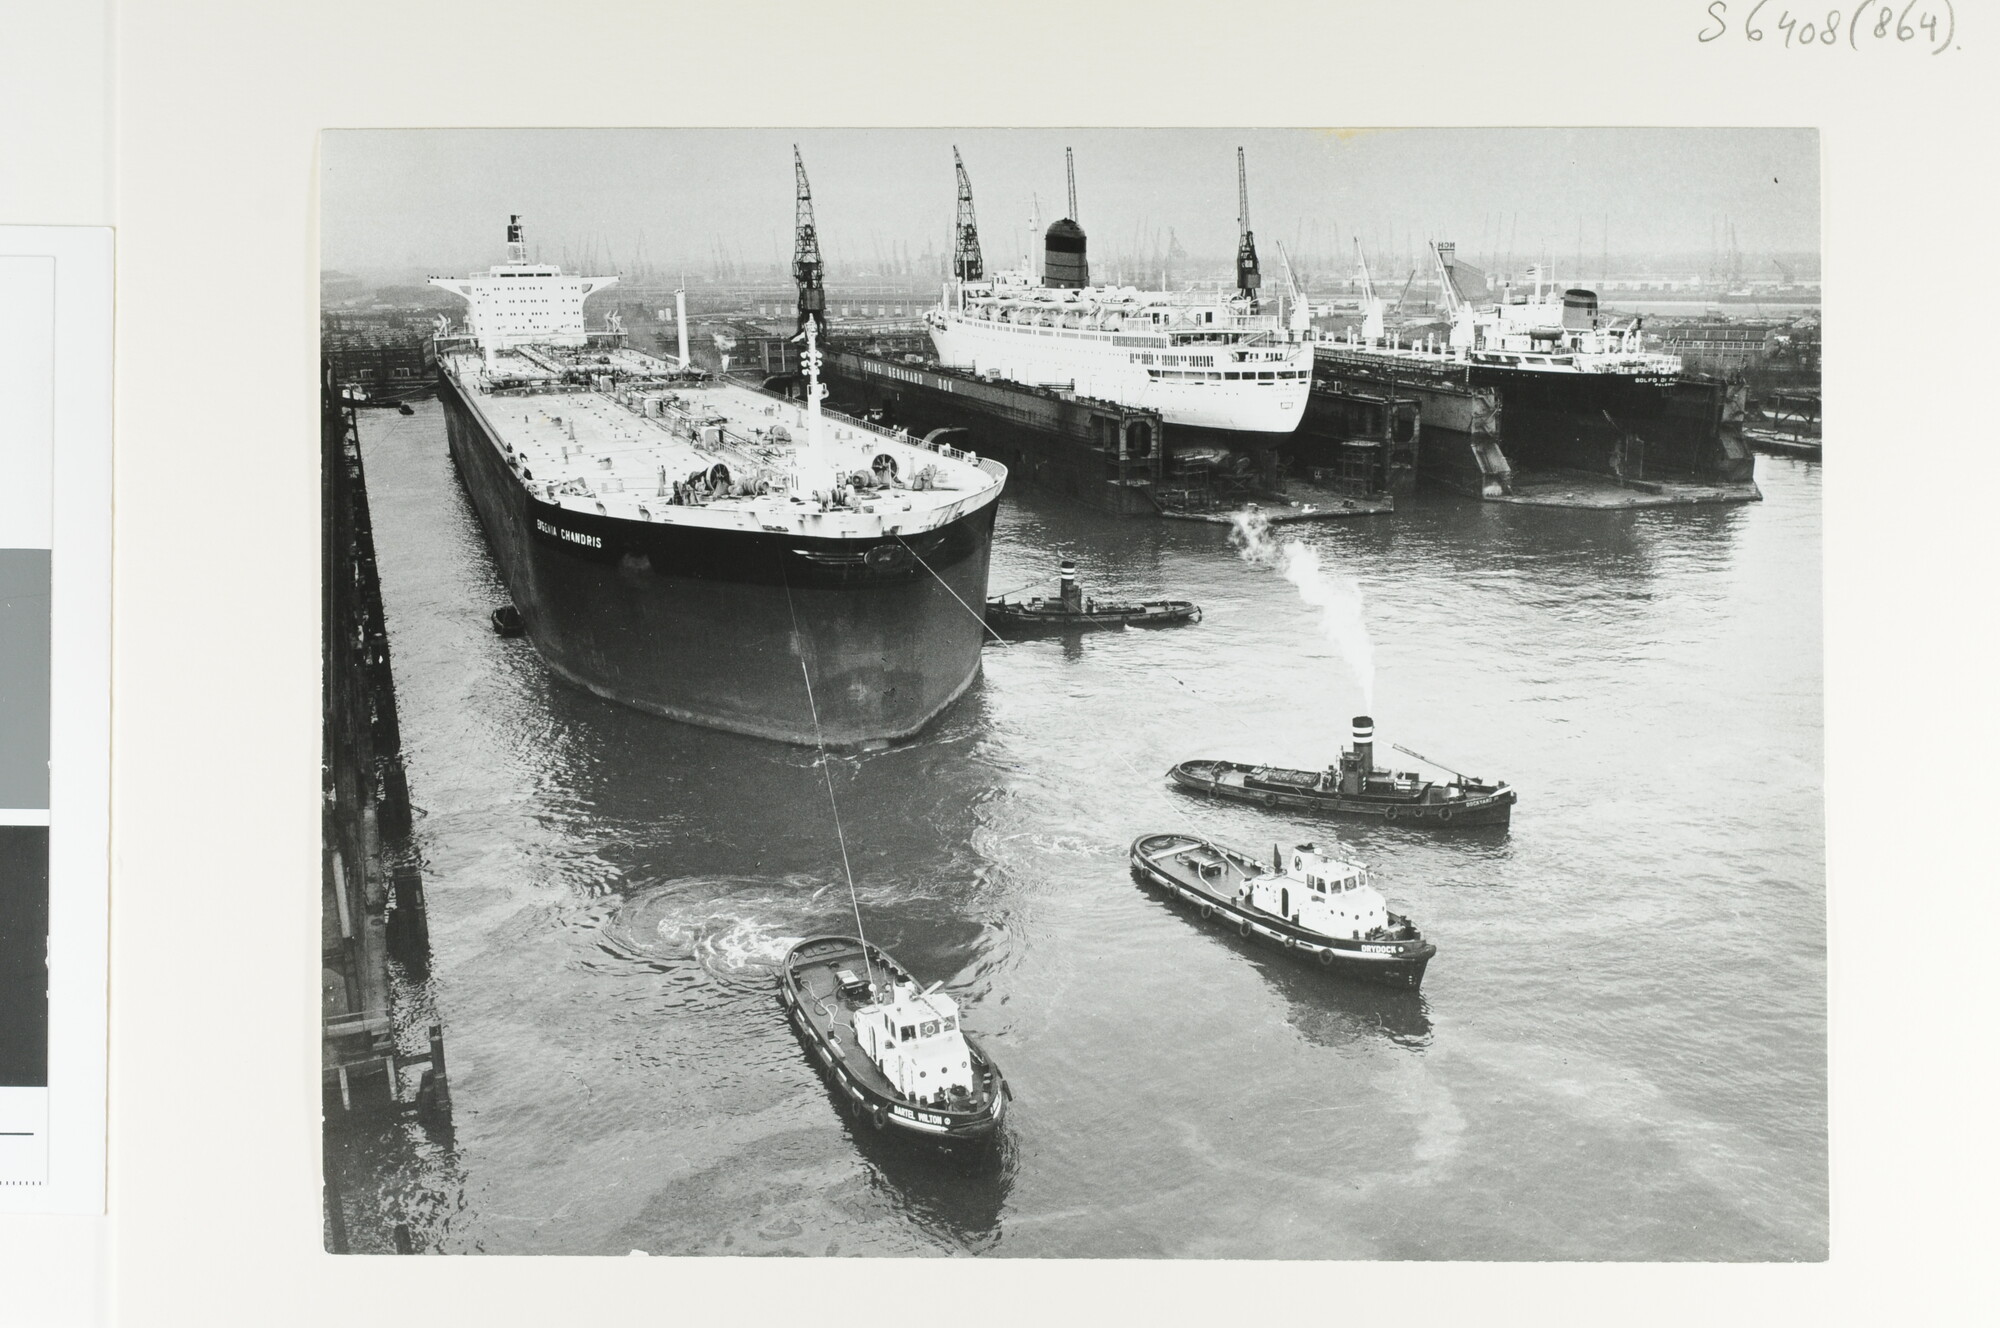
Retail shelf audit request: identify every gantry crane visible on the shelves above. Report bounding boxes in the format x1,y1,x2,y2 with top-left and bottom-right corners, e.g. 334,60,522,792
952,147,982,283
792,145,826,339
1236,147,1261,312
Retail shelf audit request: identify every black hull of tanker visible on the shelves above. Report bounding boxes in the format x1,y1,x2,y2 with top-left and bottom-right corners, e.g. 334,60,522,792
438,374,999,746
778,936,1007,1152
1129,833,1434,990
1169,759,1515,828
824,348,1165,515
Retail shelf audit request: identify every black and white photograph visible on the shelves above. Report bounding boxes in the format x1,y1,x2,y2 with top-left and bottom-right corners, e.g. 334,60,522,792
319,127,1824,1259
15,2,2000,1320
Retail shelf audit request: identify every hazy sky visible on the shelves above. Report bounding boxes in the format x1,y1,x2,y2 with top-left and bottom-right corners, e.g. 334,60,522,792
321,128,1819,281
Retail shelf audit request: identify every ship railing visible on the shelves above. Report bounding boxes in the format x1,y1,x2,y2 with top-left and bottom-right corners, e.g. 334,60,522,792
537,479,995,532
956,312,1287,342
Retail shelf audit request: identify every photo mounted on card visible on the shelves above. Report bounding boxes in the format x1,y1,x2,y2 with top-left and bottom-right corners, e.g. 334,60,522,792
1,226,112,1215
319,128,1821,1258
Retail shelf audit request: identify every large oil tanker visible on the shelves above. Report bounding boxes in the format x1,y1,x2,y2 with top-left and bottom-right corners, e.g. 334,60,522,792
428,218,1007,746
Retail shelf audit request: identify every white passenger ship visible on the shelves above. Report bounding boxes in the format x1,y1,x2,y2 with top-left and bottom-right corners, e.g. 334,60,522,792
925,175,1312,434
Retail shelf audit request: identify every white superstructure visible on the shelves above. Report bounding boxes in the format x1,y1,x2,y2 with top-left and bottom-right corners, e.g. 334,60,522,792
853,979,978,1102
1326,242,1685,381
429,216,618,368
1243,841,1390,941
927,263,1313,433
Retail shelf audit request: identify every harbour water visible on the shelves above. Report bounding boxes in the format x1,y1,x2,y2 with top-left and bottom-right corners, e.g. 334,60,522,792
331,399,1824,1259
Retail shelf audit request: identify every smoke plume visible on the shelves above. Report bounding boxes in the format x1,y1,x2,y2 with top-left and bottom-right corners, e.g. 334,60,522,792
1228,506,1375,708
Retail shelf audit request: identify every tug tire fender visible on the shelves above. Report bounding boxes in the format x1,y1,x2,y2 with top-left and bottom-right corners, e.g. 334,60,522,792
1237,919,1252,939
1316,947,1336,968
1440,806,1455,823
1199,903,1216,923
870,1104,887,1131
1383,806,1398,822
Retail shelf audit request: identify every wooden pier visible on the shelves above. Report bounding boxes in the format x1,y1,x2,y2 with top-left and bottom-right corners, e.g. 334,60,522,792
321,361,454,1251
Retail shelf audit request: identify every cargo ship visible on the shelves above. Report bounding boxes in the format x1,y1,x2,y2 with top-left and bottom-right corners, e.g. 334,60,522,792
1305,243,1753,497
428,218,1007,746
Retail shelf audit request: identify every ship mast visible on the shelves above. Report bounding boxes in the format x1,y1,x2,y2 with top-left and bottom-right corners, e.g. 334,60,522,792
1236,147,1261,312
952,146,983,283
792,145,827,340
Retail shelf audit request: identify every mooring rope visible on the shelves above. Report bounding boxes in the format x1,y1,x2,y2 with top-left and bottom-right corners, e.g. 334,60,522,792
781,563,876,993
896,534,1006,645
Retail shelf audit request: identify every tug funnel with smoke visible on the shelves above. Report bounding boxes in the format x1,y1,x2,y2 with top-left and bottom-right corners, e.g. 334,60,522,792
1228,506,1376,708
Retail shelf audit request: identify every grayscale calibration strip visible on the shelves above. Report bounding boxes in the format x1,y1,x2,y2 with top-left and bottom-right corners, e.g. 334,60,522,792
1,229,110,1212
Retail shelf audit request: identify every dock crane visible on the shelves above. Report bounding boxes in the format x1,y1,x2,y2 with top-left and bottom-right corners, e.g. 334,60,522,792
1430,240,1464,318
1354,238,1387,343
1275,239,1310,335
1391,268,1418,316
1235,147,1261,312
792,145,826,340
952,146,983,283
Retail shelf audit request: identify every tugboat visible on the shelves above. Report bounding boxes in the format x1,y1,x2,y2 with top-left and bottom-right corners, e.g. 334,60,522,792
1170,715,1514,828
1129,832,1434,989
779,935,1009,1150
985,558,1200,634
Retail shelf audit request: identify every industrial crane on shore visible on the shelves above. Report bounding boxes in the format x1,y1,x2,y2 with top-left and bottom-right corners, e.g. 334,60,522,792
952,147,982,283
1236,147,1261,313
792,145,826,339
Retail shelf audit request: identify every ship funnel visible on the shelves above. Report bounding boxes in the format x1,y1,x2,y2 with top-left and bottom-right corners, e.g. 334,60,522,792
675,287,690,368
1059,558,1081,612
1562,288,1598,331
506,214,526,264
1352,715,1375,776
1044,218,1088,288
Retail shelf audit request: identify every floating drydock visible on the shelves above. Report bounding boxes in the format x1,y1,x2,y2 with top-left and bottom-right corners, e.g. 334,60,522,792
1302,245,1757,502
430,221,1006,746
825,347,1165,514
